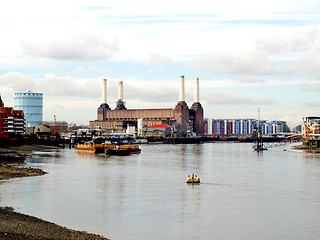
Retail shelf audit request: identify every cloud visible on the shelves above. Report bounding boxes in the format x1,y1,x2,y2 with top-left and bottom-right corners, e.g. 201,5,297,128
20,30,119,62
304,52,320,77
194,50,275,75
301,82,320,91
0,72,180,105
0,72,101,98
72,67,86,75
147,53,174,66
37,74,101,98
88,66,113,75
235,75,266,84
303,101,320,107
255,31,316,54
122,81,178,104
0,72,35,93
146,53,175,73
203,90,275,105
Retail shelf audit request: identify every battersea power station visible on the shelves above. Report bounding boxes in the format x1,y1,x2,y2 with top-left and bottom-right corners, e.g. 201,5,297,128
89,76,204,136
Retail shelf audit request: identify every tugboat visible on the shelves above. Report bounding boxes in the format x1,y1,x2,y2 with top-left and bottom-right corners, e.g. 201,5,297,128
105,144,141,156
105,146,131,156
186,174,200,183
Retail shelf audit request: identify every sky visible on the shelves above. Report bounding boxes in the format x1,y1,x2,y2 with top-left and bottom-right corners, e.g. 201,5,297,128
1,0,320,128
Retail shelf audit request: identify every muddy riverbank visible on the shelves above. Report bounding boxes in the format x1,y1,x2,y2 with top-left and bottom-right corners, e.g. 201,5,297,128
0,206,109,240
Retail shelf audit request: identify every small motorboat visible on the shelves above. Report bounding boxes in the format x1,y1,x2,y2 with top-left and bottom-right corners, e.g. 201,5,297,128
186,174,200,183
253,145,268,151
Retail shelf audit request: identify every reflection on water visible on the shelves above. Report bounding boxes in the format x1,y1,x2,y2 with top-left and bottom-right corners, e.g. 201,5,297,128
1,143,320,240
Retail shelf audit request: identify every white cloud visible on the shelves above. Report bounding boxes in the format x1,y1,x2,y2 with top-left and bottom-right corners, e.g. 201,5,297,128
0,72,181,105
235,75,266,84
20,29,119,62
301,82,320,91
203,90,275,105
88,67,113,75
255,28,318,54
0,72,35,93
0,72,101,98
73,67,87,75
147,53,174,67
304,52,320,77
194,50,275,75
304,101,320,107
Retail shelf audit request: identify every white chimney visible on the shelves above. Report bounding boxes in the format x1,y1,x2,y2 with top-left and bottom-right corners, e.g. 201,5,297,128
102,79,107,103
194,77,199,102
118,81,123,101
179,75,185,102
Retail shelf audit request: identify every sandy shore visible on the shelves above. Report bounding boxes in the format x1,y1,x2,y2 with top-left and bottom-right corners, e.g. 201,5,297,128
0,145,110,240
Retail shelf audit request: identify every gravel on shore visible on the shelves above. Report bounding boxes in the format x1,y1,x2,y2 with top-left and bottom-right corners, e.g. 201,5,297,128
0,206,109,240
0,165,47,180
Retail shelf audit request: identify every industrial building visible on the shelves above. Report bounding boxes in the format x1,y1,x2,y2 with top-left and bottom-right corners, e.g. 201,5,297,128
204,118,290,136
35,121,68,134
14,91,43,127
0,95,26,139
143,123,172,137
90,76,204,136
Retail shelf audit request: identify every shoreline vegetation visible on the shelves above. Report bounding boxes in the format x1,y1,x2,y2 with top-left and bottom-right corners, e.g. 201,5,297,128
0,144,109,240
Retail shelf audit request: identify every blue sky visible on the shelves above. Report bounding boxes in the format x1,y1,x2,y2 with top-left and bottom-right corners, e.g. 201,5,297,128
1,0,320,128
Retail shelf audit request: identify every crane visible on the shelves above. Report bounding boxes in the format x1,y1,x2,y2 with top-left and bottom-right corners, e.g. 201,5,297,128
54,115,60,136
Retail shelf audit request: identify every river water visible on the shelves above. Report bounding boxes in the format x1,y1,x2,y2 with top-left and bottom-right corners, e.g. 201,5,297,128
1,142,320,240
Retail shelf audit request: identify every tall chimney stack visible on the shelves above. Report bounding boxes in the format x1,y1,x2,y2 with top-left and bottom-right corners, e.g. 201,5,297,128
118,81,123,101
115,80,126,110
194,77,199,103
102,79,107,103
179,75,185,102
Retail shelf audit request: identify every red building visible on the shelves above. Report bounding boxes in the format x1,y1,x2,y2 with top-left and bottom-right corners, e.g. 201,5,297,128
0,95,26,140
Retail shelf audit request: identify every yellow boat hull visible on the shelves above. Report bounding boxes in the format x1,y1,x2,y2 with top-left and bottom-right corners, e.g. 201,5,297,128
186,176,200,183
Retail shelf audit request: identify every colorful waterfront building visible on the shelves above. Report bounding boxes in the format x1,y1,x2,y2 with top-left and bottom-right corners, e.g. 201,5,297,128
302,116,320,140
204,118,289,136
0,95,26,139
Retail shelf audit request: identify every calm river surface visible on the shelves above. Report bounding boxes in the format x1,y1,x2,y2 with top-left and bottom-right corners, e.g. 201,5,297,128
1,142,320,240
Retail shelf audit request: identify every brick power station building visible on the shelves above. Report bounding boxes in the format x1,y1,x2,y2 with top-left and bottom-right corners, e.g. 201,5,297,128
90,76,204,136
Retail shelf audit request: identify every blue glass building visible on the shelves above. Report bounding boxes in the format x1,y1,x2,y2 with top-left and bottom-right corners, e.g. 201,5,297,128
14,91,43,127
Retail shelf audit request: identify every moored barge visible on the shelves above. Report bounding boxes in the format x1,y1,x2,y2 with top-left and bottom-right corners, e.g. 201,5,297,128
75,143,116,153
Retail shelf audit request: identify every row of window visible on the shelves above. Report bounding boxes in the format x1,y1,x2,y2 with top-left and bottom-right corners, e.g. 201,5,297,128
94,122,162,128
15,93,43,96
105,117,171,121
